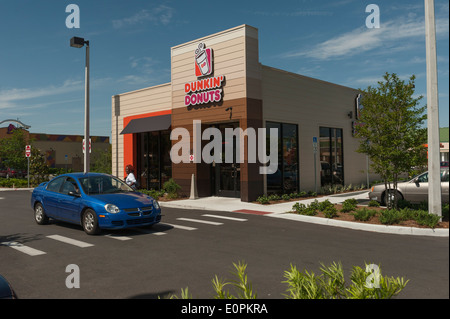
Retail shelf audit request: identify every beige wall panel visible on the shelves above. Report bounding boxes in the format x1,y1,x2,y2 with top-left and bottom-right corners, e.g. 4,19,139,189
261,66,368,191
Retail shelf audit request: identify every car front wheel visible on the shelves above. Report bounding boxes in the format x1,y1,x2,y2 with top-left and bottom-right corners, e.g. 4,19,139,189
34,203,49,225
382,190,403,207
82,209,100,235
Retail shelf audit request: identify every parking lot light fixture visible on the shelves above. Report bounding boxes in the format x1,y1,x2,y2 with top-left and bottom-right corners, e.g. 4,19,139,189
70,36,90,173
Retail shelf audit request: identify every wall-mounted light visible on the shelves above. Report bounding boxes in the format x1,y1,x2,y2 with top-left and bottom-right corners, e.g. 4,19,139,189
226,107,232,119
347,111,353,119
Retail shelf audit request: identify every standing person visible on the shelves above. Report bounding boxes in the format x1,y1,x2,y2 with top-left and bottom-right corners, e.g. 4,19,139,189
125,165,137,190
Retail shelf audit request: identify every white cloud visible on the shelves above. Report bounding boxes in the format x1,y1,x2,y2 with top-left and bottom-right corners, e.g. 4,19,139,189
112,5,174,29
0,80,83,109
284,15,448,61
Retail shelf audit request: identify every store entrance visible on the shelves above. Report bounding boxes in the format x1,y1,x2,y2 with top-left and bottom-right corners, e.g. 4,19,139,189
210,122,241,198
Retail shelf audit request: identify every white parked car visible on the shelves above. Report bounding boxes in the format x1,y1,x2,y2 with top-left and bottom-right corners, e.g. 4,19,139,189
369,168,449,206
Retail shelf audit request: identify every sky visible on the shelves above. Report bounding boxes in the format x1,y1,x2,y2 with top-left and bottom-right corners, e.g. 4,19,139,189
0,0,448,139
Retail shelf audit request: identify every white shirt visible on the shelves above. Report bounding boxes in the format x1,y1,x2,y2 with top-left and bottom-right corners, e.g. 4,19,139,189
126,172,136,186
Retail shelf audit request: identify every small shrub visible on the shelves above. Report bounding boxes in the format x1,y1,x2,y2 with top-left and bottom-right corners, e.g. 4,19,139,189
138,189,165,199
309,191,317,197
309,199,320,211
283,262,408,299
352,208,377,221
268,194,280,201
163,178,181,198
299,191,308,197
341,199,358,212
292,203,317,216
414,210,442,228
318,199,334,211
443,204,449,220
368,200,380,207
257,195,269,205
323,206,339,219
379,209,403,225
281,194,291,201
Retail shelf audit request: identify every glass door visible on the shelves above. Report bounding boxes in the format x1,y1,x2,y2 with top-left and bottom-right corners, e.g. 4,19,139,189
211,123,240,198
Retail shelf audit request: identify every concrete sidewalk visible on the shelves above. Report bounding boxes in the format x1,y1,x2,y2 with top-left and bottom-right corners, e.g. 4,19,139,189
159,190,370,214
159,191,449,237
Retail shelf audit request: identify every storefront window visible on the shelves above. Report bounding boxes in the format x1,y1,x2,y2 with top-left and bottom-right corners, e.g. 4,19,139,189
137,130,171,190
319,127,344,186
266,122,299,194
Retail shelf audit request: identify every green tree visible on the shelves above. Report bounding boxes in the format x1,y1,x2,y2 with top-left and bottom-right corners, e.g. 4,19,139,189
91,145,112,174
29,147,49,185
0,129,28,170
356,73,427,208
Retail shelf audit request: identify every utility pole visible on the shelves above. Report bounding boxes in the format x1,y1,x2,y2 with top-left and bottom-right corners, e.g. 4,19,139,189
424,0,441,217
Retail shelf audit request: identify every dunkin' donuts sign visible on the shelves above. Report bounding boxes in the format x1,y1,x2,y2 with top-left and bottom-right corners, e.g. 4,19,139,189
185,43,225,107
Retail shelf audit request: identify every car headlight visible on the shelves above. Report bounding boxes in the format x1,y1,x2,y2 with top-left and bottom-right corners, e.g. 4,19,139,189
104,204,120,214
153,200,160,210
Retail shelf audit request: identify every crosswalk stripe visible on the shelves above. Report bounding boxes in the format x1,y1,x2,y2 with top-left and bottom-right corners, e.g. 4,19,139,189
1,241,46,256
202,214,248,222
105,234,133,241
176,218,223,226
46,235,93,248
132,228,167,236
162,223,197,231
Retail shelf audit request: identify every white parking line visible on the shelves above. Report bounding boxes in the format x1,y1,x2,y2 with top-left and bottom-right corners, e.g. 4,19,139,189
202,214,247,222
1,241,46,256
46,235,94,248
163,223,197,231
132,228,167,236
105,234,133,241
176,218,223,226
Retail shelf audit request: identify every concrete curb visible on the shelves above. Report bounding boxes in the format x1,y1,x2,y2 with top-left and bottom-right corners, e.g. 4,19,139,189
266,212,449,237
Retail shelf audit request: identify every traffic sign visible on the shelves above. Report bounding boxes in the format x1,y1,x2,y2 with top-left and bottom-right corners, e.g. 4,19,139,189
312,137,318,153
83,139,91,154
25,145,31,157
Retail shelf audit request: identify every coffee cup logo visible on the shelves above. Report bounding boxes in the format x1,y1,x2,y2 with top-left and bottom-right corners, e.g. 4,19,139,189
195,43,213,77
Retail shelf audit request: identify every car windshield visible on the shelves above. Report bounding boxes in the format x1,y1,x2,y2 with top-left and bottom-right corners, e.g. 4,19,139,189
79,175,134,194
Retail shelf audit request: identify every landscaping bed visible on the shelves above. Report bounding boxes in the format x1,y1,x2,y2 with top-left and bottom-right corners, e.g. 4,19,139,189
289,199,449,229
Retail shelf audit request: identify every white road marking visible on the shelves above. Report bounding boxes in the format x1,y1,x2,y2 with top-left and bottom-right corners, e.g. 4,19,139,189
176,218,223,226
202,214,247,222
1,241,46,256
162,223,197,231
46,235,94,248
132,228,167,236
105,234,133,241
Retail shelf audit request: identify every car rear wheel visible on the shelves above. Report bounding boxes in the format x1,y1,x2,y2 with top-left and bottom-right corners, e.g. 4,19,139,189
82,209,100,235
34,203,49,225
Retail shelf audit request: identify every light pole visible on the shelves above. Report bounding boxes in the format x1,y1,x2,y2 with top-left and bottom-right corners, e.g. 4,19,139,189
424,0,441,217
70,36,90,173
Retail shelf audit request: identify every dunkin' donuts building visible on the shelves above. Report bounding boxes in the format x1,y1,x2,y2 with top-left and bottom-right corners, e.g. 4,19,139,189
112,25,371,202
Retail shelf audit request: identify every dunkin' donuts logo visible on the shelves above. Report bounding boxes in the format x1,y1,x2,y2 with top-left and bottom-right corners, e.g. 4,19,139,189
185,43,225,107
195,43,213,77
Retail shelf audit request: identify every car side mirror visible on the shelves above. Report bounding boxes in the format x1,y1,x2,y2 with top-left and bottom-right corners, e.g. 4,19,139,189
413,178,419,184
68,191,81,197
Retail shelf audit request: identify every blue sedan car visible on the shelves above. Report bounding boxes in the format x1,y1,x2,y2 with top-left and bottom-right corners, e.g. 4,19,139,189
31,173,161,235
